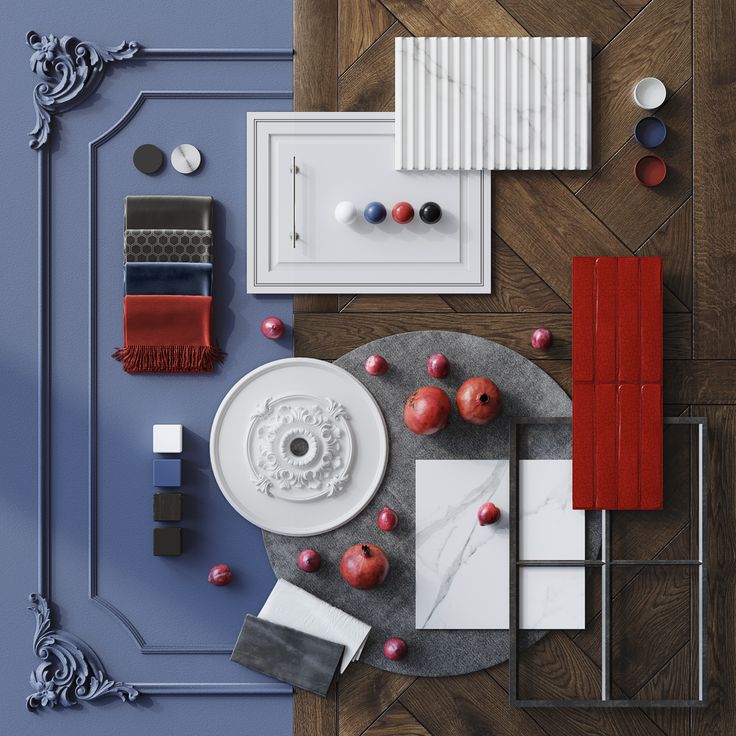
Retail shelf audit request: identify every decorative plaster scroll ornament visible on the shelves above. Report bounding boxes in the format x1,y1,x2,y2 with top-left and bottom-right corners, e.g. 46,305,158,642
26,31,140,149
26,594,138,710
247,395,353,502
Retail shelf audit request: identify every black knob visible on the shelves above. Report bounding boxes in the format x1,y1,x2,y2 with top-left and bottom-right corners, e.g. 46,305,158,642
419,201,442,224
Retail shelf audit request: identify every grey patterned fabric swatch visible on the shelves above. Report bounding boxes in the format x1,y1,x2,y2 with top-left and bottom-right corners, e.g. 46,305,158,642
124,229,213,263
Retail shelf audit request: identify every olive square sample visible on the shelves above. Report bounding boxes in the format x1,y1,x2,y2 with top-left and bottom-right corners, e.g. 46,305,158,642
153,458,182,487
153,423,183,453
153,492,182,522
153,527,182,556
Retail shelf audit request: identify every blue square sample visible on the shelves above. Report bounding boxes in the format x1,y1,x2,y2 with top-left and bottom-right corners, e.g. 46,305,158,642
153,458,182,487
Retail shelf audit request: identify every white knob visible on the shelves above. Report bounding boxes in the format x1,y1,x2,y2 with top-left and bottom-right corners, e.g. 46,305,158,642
334,201,357,224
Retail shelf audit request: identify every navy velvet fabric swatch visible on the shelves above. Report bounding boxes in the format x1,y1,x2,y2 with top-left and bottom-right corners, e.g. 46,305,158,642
124,262,212,296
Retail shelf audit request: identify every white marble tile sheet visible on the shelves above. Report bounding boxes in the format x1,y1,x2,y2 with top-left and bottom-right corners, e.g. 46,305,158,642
395,37,592,171
415,459,585,629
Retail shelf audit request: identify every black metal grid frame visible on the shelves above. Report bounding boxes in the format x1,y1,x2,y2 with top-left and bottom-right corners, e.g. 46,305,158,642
508,416,708,708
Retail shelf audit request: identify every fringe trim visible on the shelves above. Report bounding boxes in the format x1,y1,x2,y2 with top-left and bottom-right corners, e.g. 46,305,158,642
112,344,226,374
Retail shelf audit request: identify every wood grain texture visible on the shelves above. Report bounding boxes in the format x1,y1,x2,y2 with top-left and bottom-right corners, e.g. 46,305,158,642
338,663,415,736
362,702,432,736
617,0,652,17
294,0,338,111
664,361,736,404
498,0,630,53
294,312,691,360
399,671,548,736
639,644,692,736
293,683,337,736
338,0,395,75
637,198,693,310
694,0,736,358
379,0,525,36
577,80,693,250
339,21,409,111
561,0,692,192
340,294,453,312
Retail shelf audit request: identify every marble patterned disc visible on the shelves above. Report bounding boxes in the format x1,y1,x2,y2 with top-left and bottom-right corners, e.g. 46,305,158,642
263,331,600,676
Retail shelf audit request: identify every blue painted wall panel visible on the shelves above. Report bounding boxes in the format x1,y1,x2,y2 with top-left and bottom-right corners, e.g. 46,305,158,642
0,2,295,733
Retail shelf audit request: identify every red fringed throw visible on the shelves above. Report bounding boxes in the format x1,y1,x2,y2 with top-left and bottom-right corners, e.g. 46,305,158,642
113,295,225,374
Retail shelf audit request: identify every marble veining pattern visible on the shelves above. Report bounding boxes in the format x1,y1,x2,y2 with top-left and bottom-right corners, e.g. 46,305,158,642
396,37,591,171
416,459,585,629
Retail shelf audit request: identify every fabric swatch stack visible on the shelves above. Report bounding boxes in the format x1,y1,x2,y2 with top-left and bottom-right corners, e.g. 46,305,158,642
114,195,224,373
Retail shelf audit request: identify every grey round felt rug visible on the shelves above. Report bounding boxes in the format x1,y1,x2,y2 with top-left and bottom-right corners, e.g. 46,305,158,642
264,330,598,677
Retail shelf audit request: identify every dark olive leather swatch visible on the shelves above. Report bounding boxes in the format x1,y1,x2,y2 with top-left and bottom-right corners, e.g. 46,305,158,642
125,195,213,230
231,615,344,697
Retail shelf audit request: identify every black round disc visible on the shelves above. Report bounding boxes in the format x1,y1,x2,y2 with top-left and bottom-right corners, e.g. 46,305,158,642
133,144,164,174
419,201,442,224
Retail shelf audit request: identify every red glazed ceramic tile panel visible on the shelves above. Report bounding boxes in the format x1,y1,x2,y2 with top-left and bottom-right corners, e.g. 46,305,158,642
572,256,663,510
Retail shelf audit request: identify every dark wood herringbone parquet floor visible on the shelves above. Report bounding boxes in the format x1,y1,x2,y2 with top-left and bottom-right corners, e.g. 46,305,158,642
291,1,736,734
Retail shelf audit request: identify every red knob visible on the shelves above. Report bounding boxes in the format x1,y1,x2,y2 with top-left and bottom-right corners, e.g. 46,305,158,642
391,201,414,224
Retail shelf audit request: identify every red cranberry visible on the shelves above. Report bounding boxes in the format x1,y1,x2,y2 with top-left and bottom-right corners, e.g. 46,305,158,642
427,353,450,379
378,506,398,531
261,316,285,340
365,354,389,376
383,637,408,661
297,549,321,573
531,328,552,351
208,563,233,586
477,502,501,526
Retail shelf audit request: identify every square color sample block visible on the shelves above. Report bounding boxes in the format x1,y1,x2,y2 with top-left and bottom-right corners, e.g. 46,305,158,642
153,527,182,556
153,492,182,522
153,424,183,453
153,458,181,487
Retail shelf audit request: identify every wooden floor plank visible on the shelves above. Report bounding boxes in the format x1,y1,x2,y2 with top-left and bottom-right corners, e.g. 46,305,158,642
577,80,692,251
637,198,693,310
339,20,410,111
560,0,692,192
294,683,337,736
338,663,415,736
338,0,395,75
294,312,691,361
294,0,338,111
617,0,652,18
691,406,736,735
339,294,453,313
362,702,432,736
444,236,571,313
498,0,630,54
693,0,736,358
379,0,525,36
664,362,736,404
639,645,692,736
399,671,549,736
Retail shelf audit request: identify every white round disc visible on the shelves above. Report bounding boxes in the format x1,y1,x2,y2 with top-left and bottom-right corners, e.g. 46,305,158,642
633,77,666,111
210,358,388,536
170,144,202,174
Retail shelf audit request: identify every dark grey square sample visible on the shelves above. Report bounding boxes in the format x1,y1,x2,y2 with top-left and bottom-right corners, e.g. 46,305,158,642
231,615,343,697
153,526,182,556
153,492,182,521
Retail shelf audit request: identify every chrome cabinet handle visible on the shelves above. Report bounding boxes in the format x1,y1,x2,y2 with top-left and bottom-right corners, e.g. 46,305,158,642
290,156,299,247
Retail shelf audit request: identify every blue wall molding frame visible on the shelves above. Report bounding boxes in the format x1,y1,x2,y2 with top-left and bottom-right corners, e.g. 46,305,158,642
31,35,294,708
88,89,291,657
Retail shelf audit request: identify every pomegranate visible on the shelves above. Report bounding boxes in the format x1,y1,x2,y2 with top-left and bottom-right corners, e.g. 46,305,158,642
404,386,451,435
427,352,450,379
297,549,321,572
260,316,285,340
455,377,502,425
477,502,501,526
377,506,398,531
365,354,389,376
340,544,389,590
207,563,233,586
383,637,408,661
531,327,552,351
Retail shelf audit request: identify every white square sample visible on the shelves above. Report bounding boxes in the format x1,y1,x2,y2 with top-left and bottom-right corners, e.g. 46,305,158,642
415,459,585,629
395,37,592,171
152,424,183,454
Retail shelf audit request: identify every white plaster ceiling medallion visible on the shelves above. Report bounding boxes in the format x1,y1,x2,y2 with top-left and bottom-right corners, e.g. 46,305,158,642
395,36,592,171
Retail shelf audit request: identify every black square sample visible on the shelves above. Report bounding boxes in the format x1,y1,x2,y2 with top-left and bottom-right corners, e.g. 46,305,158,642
153,492,182,521
153,527,182,556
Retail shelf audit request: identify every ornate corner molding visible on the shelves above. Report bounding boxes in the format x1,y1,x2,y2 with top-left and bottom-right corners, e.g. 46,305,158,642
27,593,138,710
27,31,140,150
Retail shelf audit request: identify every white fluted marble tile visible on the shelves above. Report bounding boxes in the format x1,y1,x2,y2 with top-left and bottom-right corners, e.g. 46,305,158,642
396,37,592,171
415,459,585,629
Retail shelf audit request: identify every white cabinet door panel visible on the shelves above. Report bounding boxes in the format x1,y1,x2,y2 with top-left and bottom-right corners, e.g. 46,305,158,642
247,113,491,293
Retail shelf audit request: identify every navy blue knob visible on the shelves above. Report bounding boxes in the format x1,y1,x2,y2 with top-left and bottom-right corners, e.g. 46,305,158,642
419,202,442,224
364,201,387,224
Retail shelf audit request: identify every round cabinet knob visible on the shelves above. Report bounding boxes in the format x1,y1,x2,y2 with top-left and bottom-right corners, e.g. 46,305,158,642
133,144,164,174
419,201,442,224
334,201,357,224
392,201,414,224
364,201,387,224
170,144,202,174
